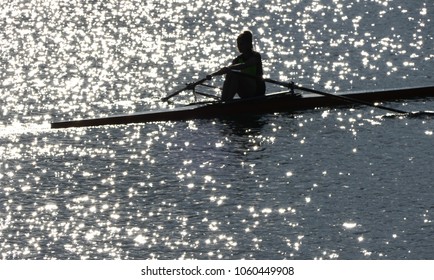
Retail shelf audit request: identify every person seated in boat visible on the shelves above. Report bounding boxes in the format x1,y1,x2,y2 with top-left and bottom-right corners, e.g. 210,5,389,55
210,30,266,101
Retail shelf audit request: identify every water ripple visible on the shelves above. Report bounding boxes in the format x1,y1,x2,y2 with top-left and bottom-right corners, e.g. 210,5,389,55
1,0,434,260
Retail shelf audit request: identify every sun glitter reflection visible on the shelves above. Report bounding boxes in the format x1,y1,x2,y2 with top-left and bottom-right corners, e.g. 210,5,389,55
343,222,358,229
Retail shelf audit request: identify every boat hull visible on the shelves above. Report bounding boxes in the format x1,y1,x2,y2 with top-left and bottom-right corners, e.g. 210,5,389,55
51,86,434,129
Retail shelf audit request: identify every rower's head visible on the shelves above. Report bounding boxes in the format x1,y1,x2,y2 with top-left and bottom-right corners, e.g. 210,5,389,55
237,30,253,54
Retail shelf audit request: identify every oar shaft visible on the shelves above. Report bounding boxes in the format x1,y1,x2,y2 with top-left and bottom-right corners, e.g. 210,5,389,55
265,79,408,115
264,78,291,88
161,74,216,102
162,77,208,102
297,85,408,114
161,88,187,102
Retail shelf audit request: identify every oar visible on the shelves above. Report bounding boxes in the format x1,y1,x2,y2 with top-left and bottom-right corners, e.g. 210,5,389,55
161,77,208,102
265,78,409,115
161,73,218,102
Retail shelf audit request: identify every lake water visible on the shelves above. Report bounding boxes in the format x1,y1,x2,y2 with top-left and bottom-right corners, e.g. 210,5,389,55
1,0,434,260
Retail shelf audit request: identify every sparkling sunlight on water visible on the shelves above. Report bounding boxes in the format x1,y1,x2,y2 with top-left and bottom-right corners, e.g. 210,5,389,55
1,0,433,259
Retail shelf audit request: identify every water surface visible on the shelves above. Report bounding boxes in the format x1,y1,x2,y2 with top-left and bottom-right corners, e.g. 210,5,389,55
1,0,434,259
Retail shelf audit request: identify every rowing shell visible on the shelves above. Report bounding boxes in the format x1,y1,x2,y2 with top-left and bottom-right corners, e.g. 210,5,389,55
51,85,434,129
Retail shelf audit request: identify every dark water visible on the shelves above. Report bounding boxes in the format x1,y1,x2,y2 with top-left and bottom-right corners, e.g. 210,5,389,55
1,0,434,259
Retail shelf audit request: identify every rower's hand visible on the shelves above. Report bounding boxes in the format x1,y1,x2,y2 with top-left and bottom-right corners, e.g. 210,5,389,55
212,67,229,77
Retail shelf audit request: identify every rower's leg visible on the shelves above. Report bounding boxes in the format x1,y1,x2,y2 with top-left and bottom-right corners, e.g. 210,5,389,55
237,77,258,98
222,72,265,100
221,72,238,101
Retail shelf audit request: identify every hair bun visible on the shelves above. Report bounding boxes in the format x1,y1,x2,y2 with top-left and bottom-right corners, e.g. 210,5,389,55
242,30,253,40
238,30,253,43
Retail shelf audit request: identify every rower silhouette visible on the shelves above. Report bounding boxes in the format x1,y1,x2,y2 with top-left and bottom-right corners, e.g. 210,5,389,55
210,31,266,101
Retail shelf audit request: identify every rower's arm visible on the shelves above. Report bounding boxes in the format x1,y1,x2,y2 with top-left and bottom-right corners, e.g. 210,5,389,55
230,56,258,70
212,56,258,76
